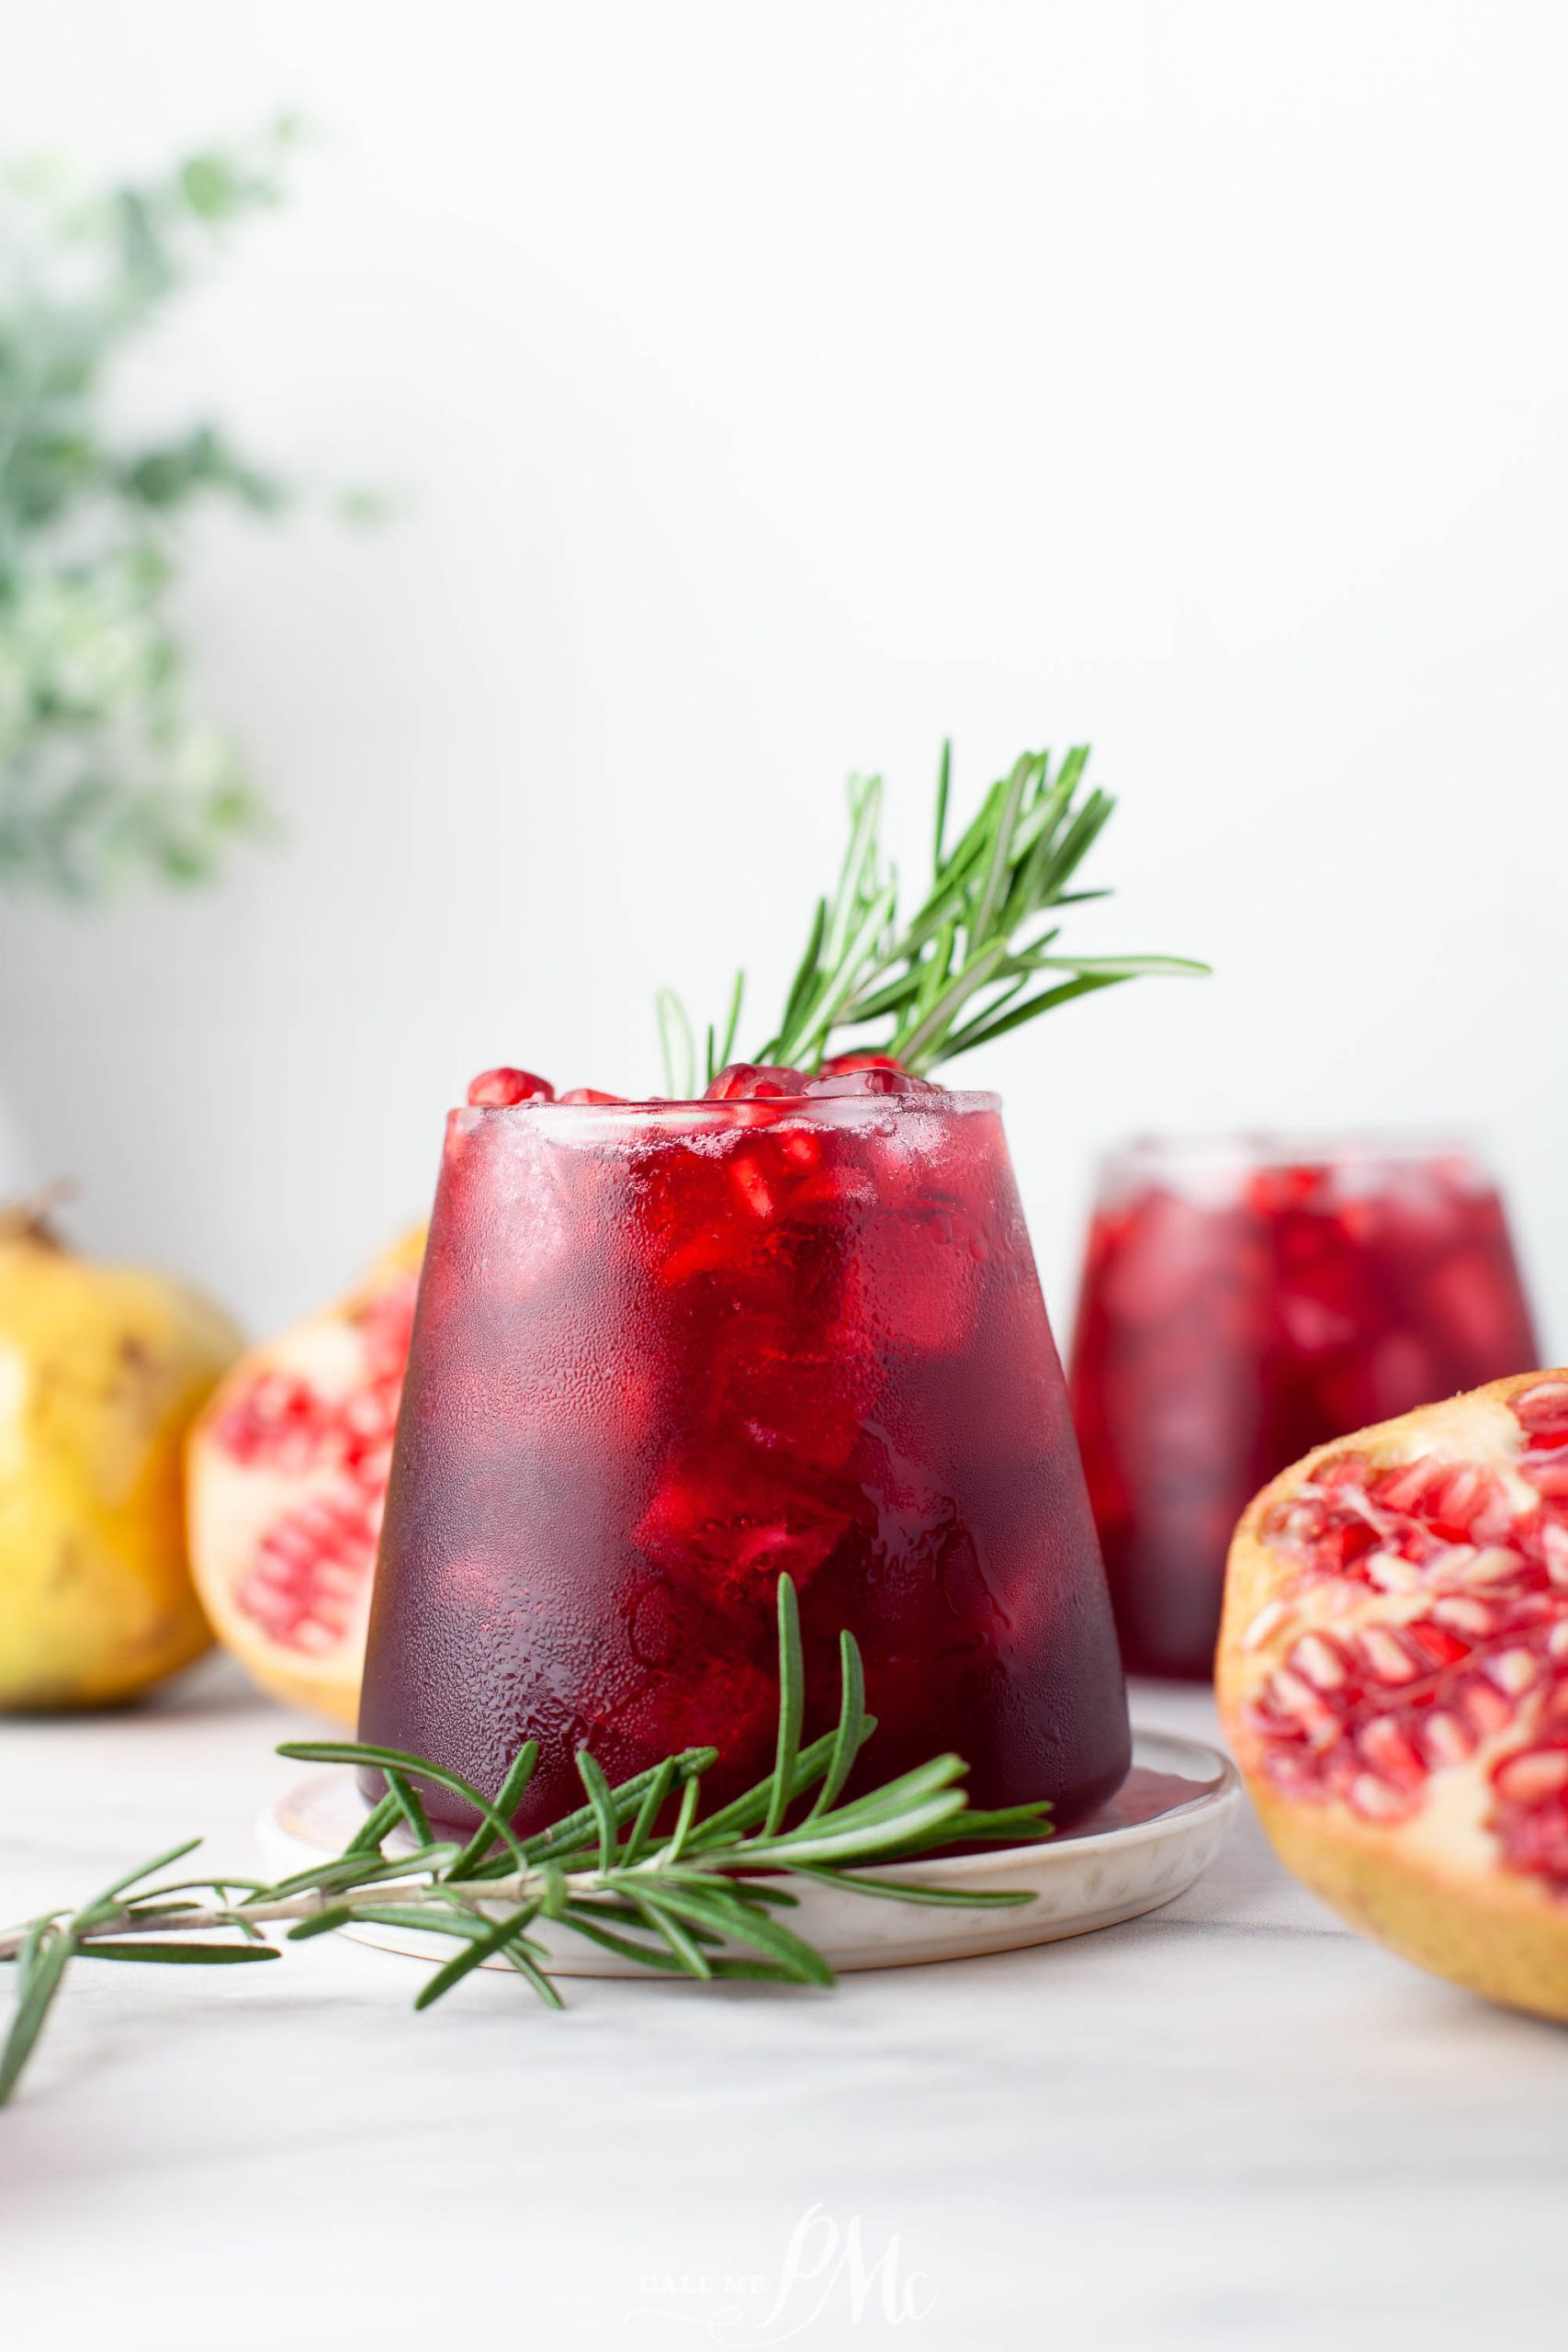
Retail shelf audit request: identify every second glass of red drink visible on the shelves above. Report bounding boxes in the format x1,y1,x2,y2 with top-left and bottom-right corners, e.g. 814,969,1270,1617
1068,1136,1540,1679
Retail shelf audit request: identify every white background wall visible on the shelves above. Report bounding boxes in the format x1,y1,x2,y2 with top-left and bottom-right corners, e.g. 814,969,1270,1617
0,0,1564,1350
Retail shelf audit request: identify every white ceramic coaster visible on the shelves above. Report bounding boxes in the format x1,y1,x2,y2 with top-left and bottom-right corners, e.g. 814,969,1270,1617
257,1727,1236,1975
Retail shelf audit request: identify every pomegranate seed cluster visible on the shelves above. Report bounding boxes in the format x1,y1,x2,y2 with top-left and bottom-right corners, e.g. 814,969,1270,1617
463,1055,931,1111
466,1068,555,1108
1247,1382,1568,1885
705,1059,931,1102
210,1275,418,1655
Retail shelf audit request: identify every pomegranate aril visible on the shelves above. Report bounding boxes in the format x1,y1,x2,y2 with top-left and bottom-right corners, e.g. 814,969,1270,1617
1365,1550,1421,1593
1357,1624,1422,1686
466,1067,555,1108
342,1390,398,1445
1350,1774,1418,1823
1493,1746,1568,1804
1430,1465,1489,1531
1241,1598,1292,1651
803,1067,934,1098
1421,1711,1477,1769
1528,1669,1568,1730
291,1619,344,1655
705,1063,808,1101
1514,1382,1568,1441
1537,1523,1568,1586
1265,1665,1339,1738
1375,1461,1440,1514
1455,1545,1525,1586
729,1156,776,1219
818,1051,907,1077
1359,1716,1427,1789
1460,1678,1516,1738
1483,1647,1541,1698
1248,1694,1307,1743
1431,1595,1501,1637
657,1229,739,1286
1289,1632,1348,1690
1401,1619,1471,1673
558,1088,629,1105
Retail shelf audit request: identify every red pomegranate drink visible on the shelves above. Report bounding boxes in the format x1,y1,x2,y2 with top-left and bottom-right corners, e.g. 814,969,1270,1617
360,1080,1130,1833
1068,1136,1540,1680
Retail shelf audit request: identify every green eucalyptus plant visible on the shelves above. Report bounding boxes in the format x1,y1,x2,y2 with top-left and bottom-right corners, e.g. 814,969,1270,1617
0,119,368,898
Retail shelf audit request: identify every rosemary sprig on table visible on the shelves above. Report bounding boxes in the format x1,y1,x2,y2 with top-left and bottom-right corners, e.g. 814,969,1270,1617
661,741,1207,1091
0,1577,1051,2107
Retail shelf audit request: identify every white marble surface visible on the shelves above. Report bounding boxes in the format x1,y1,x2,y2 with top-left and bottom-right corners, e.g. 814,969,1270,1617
4,1659,1566,2351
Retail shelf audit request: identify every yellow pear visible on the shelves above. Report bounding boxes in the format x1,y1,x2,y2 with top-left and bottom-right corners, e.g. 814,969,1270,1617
0,1200,243,1709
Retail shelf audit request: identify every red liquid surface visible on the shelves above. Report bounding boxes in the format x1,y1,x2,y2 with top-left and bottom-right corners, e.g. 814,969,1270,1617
360,1093,1129,1833
1068,1146,1540,1679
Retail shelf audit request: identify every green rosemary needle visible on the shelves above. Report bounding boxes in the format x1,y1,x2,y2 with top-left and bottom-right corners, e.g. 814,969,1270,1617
0,1577,1052,2108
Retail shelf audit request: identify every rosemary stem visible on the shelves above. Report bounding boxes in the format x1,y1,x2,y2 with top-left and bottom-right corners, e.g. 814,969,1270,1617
0,1577,1055,2108
0,1851,810,1962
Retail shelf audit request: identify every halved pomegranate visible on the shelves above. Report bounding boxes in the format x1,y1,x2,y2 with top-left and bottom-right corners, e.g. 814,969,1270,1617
186,1227,424,1722
1217,1368,1568,2021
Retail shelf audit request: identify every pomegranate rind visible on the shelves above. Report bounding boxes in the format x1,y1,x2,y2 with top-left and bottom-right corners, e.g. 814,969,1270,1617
186,1227,424,1724
1217,1368,1568,2024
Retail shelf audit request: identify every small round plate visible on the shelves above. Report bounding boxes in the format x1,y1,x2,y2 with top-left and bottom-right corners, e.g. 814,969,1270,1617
256,1727,1237,1975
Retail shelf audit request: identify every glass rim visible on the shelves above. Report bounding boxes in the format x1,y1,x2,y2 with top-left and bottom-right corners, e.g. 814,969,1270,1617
1096,1127,1489,1171
455,1088,1003,1129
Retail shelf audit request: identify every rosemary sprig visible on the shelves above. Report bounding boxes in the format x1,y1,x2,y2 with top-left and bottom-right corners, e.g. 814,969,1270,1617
662,740,1206,1081
0,1577,1051,2107
764,741,1207,1072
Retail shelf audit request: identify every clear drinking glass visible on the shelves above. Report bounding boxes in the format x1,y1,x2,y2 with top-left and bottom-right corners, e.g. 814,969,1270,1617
1067,1135,1540,1679
359,1086,1131,1832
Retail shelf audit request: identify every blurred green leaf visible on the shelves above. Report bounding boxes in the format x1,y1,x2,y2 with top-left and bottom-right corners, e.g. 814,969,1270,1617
180,156,235,220
0,121,377,901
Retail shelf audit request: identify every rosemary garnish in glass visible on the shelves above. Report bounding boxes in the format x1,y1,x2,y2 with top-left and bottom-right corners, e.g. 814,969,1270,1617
660,739,1207,1091
0,1577,1052,2107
